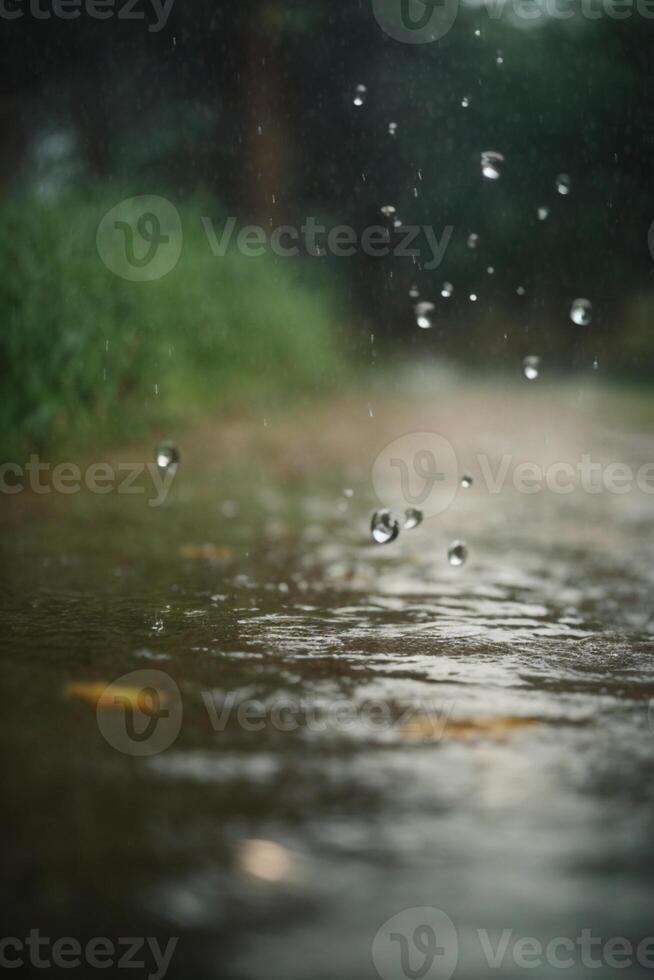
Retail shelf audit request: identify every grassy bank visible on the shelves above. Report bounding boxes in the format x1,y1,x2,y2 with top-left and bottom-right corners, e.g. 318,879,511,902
0,189,347,461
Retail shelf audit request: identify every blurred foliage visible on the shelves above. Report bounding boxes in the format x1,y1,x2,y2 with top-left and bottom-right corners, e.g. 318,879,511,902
0,190,346,460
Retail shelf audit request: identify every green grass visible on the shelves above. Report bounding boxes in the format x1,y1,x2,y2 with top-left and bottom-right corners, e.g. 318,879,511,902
0,189,347,461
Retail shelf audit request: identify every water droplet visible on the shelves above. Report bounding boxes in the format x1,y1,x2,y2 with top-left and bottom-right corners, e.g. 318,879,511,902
343,488,354,498
496,53,504,65
469,293,478,302
592,358,599,371
409,284,420,299
388,121,398,136
448,541,468,566
481,150,505,181
403,508,423,530
461,96,470,108
414,301,436,329
353,83,367,107
570,298,592,326
537,206,549,221
523,355,541,381
371,510,400,545
487,266,495,275
461,475,473,488
516,286,526,296
556,173,571,196
380,204,396,218
467,233,480,249
441,281,454,298
474,27,481,36
155,441,179,474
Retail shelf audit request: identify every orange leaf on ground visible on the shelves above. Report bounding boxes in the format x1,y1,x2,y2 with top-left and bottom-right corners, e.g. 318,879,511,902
401,714,540,744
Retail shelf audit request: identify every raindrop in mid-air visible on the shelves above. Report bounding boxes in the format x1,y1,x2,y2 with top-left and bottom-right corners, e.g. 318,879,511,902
441,282,453,298
461,475,473,489
523,355,541,381
409,284,420,299
538,206,550,221
371,510,400,545
353,83,367,107
448,541,468,566
481,150,505,181
155,441,179,474
403,508,423,530
467,233,480,249
570,298,592,326
388,121,398,136
414,302,436,329
556,173,572,196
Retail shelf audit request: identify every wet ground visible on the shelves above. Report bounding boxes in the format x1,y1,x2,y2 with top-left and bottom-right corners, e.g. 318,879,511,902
1,371,654,979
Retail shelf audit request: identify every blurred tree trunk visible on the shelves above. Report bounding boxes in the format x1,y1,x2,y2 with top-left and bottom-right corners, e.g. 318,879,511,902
241,2,292,226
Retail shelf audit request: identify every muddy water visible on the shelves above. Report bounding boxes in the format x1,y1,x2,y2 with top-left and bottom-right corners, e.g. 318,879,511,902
1,376,653,979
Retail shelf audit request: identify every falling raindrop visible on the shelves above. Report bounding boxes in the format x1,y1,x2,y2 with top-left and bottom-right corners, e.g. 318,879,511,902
371,510,400,545
523,355,541,381
537,206,549,221
441,282,454,298
414,301,436,329
155,441,179,474
487,266,495,275
448,541,468,566
343,488,354,498
570,298,592,326
481,150,505,181
467,233,480,249
380,204,396,218
461,96,470,108
474,28,481,36
496,51,504,65
353,83,367,107
461,475,473,489
469,293,478,302
388,121,398,136
592,358,599,371
516,286,526,296
556,173,572,196
409,284,420,299
403,508,423,530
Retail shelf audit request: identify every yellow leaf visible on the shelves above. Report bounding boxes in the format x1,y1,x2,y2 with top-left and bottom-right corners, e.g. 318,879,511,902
401,714,540,744
65,681,168,711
